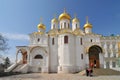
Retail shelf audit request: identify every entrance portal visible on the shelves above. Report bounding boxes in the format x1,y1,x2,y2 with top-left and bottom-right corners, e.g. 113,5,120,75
88,45,102,68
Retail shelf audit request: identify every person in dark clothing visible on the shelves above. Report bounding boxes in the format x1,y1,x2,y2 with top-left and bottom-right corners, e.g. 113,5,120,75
94,60,97,68
87,68,93,77
86,68,89,76
90,62,94,68
90,69,93,76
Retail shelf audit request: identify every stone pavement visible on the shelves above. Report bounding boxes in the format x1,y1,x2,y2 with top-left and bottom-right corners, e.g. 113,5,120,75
0,73,120,80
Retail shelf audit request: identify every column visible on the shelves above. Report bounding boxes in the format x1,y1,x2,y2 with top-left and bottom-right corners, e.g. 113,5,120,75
16,52,18,63
85,54,89,68
104,61,106,68
110,60,112,68
27,50,30,64
99,53,104,68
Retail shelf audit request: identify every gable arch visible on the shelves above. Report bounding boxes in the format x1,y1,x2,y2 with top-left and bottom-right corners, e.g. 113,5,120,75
16,48,28,64
88,45,103,68
30,46,48,54
88,45,103,53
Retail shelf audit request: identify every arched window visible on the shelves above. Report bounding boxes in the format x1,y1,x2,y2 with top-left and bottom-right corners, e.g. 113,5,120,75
81,54,83,59
52,38,54,45
64,22,66,28
113,53,116,58
112,62,116,67
91,39,93,42
38,38,40,42
68,23,70,28
64,36,68,44
53,24,55,29
61,23,62,29
80,38,83,45
76,24,77,28
34,54,43,59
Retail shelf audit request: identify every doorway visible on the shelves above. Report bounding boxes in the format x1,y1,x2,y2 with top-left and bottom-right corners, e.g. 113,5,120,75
88,45,102,68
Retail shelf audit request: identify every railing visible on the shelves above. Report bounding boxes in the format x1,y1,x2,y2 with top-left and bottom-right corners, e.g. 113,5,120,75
5,60,22,72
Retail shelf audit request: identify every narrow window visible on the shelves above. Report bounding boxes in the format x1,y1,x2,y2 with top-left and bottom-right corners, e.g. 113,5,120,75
38,38,40,42
76,24,77,28
113,44,115,49
107,44,110,49
68,23,70,28
64,22,66,28
91,39,92,42
52,38,54,45
64,36,68,44
113,53,116,58
80,38,83,45
53,24,55,29
81,54,83,59
108,52,110,57
61,23,62,29
112,62,116,67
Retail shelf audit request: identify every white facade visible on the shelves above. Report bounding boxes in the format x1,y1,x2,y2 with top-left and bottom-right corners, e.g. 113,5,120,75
6,10,120,73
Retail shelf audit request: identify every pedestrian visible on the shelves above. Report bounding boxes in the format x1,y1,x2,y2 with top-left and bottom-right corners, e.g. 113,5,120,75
90,62,94,68
86,68,89,76
94,64,96,68
90,69,93,77
88,68,91,76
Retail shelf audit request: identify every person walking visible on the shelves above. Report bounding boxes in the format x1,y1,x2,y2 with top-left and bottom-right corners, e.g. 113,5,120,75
86,68,89,76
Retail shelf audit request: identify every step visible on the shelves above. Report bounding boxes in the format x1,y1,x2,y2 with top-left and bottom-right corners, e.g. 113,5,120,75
78,68,120,76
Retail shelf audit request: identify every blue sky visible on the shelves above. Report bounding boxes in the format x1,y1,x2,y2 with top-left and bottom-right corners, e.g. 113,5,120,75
0,0,120,62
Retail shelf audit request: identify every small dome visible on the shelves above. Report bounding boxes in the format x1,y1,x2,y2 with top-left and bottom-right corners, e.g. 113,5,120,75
84,16,92,29
51,18,58,23
37,23,46,30
59,9,71,20
72,17,79,23
84,23,92,28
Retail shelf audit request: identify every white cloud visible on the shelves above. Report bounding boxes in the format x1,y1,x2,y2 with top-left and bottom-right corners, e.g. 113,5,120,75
2,32,29,41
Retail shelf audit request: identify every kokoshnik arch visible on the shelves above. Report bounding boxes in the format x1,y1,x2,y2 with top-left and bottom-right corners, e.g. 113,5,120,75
6,9,120,73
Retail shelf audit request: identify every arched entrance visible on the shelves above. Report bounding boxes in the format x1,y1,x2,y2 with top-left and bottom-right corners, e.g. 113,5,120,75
30,46,48,73
88,45,102,68
17,49,28,64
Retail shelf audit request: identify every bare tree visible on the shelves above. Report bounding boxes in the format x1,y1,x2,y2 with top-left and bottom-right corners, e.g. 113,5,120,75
0,33,9,52
4,57,11,69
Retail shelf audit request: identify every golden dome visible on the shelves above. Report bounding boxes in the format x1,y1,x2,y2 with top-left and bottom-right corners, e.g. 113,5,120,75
51,18,58,23
72,17,79,23
84,23,92,28
84,16,92,28
59,9,71,20
37,23,46,30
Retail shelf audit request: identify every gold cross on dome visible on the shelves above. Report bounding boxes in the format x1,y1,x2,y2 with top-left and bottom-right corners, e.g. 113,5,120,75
74,14,77,18
64,8,66,13
40,17,43,23
54,14,56,18
86,16,89,23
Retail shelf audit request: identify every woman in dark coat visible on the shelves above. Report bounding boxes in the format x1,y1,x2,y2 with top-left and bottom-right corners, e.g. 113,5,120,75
86,68,89,76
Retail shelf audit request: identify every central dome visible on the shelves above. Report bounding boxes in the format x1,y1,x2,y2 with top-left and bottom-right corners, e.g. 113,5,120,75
37,23,46,30
59,9,71,20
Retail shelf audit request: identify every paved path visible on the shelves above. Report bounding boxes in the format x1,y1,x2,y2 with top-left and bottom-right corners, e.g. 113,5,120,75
0,73,120,80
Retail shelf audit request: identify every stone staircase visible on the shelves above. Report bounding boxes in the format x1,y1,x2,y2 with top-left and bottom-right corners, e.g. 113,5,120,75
93,68,120,75
12,64,25,72
79,68,120,76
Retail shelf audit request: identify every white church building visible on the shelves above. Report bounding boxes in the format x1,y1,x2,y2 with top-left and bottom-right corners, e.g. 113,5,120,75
6,10,120,73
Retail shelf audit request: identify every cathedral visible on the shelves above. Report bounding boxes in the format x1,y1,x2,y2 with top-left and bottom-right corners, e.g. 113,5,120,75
6,10,120,73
